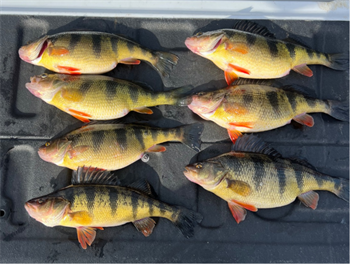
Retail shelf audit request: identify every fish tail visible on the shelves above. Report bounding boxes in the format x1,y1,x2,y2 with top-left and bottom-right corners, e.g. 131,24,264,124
172,206,203,238
332,177,349,202
165,85,194,106
325,100,349,122
152,51,179,77
327,53,349,71
179,123,204,152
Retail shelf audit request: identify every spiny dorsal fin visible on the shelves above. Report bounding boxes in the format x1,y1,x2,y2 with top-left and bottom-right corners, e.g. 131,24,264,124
233,21,275,39
72,166,120,185
127,179,153,196
288,156,317,171
231,135,282,158
231,78,274,87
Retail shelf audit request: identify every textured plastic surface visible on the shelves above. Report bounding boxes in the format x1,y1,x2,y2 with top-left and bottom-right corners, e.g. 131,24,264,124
0,15,349,263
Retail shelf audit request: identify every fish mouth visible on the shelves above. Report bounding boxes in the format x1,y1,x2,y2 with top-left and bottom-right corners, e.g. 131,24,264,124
185,34,224,55
183,165,198,183
25,76,43,98
19,35,48,63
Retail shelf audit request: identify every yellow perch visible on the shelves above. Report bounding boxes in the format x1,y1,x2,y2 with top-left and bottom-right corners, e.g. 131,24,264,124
26,74,192,123
25,167,202,249
19,31,178,76
185,21,348,84
38,123,204,170
184,135,349,223
188,79,349,142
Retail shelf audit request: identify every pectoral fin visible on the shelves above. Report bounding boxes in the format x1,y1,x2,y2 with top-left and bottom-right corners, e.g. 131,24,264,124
134,107,153,114
67,145,90,159
224,42,249,54
133,217,156,237
227,201,247,224
146,145,166,152
76,226,101,249
61,89,84,102
223,101,248,116
292,64,313,77
69,211,93,226
48,47,69,56
293,113,314,127
298,191,319,210
225,179,251,196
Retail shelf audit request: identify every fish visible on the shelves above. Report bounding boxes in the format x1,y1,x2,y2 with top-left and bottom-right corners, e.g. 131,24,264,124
188,79,349,142
25,73,193,123
185,21,348,85
18,31,178,77
25,166,203,249
38,123,204,170
184,135,349,223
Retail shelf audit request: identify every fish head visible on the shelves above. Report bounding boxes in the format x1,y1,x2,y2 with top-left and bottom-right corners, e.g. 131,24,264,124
184,159,226,188
18,35,49,64
188,90,225,114
185,31,224,56
38,138,71,165
25,73,65,102
25,195,70,227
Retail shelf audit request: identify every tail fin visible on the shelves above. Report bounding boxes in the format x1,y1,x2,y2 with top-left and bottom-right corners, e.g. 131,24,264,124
327,53,349,71
153,51,179,77
333,177,349,202
166,85,194,106
326,100,349,122
180,123,204,152
173,206,203,238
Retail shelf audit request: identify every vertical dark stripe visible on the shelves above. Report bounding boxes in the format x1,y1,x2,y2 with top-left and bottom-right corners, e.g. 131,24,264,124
334,178,341,191
175,127,182,140
294,168,304,191
129,87,139,103
246,34,257,46
157,200,167,215
243,94,254,106
104,80,117,102
151,128,159,142
267,40,278,57
68,34,82,51
92,131,104,152
115,128,128,151
306,98,316,108
147,197,154,216
109,188,118,216
285,91,298,112
92,34,102,58
266,91,280,114
126,40,135,54
225,31,236,39
79,81,93,95
111,38,118,54
131,191,139,219
313,173,324,188
306,49,314,59
133,127,146,150
286,43,296,59
86,187,96,212
249,155,265,192
276,165,287,196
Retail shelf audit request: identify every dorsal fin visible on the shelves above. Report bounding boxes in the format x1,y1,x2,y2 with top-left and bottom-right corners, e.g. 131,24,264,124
231,78,274,86
127,179,153,196
283,36,311,49
288,156,317,171
231,135,282,158
233,21,275,39
72,166,120,185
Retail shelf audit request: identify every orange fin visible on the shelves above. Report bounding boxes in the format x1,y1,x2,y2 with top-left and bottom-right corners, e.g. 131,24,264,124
293,113,314,127
69,211,93,226
228,201,247,224
120,58,141,65
133,217,156,237
71,114,91,123
228,63,250,76
134,107,153,114
223,101,248,116
57,65,81,74
67,145,90,159
292,64,313,77
231,199,258,212
61,89,84,102
227,129,242,143
48,47,69,56
68,109,92,118
224,70,238,85
76,227,99,249
225,179,251,196
229,122,254,129
147,145,166,153
298,191,319,210
225,42,248,54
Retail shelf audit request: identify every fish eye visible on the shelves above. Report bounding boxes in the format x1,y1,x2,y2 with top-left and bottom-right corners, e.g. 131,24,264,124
45,142,51,147
195,32,203,36
197,92,205,96
196,164,202,169
38,198,45,204
41,73,48,79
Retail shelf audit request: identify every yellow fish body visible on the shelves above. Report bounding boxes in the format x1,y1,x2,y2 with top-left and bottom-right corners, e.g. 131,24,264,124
185,21,348,84
188,80,349,142
26,74,192,122
25,167,202,249
184,135,349,223
38,123,204,170
19,31,178,76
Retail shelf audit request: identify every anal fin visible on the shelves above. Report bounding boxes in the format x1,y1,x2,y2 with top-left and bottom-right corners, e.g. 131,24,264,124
293,113,314,127
228,201,247,224
76,226,100,249
133,218,156,237
292,64,313,77
120,58,141,65
298,190,319,210
146,145,166,152
134,107,153,114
